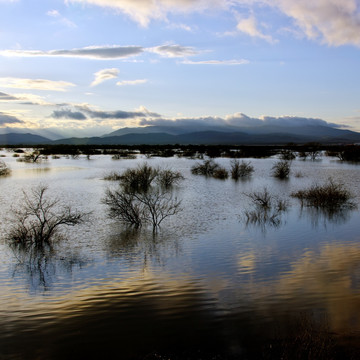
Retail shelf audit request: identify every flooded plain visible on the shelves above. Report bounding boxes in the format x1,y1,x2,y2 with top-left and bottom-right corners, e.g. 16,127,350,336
1,151,360,359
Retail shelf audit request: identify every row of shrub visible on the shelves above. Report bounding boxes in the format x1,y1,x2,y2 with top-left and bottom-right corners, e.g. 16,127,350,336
191,159,291,180
3,143,360,161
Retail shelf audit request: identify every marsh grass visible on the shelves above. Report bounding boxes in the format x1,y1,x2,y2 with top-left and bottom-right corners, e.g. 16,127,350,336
231,159,254,180
271,160,291,179
103,171,123,181
291,179,356,209
243,188,288,230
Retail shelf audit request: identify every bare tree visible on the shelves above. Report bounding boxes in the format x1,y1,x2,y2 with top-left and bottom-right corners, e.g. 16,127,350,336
103,164,183,229
7,185,88,248
134,189,182,228
103,188,144,227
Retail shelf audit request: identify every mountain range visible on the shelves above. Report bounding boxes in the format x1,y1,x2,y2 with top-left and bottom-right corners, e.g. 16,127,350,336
1,124,360,145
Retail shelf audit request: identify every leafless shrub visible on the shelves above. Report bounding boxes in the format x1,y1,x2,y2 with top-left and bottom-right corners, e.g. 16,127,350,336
17,150,46,163
120,163,159,193
103,188,144,227
191,159,219,176
243,188,288,230
103,171,123,181
7,185,89,248
272,160,291,179
156,169,184,188
103,164,183,229
212,167,229,179
231,159,254,180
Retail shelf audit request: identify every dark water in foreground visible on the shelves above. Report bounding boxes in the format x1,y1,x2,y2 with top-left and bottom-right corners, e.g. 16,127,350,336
1,154,360,359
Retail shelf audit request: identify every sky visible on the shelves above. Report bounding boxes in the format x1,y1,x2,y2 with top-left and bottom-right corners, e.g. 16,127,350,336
0,0,360,138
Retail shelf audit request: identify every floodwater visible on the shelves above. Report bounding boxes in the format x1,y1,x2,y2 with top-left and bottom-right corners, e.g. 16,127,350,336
1,151,360,359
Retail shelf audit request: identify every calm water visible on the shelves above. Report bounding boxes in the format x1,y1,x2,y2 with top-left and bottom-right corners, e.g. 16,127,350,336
1,152,360,359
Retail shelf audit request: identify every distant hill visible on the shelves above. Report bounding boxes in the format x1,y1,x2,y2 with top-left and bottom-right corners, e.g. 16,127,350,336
0,133,52,145
2,125,360,145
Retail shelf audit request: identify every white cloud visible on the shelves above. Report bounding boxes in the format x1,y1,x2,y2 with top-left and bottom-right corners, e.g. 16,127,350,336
0,45,144,59
236,15,277,43
66,0,360,47
116,79,148,86
91,68,119,86
183,59,250,65
0,77,76,92
274,0,360,46
47,9,77,28
66,0,226,27
47,9,60,17
149,44,199,57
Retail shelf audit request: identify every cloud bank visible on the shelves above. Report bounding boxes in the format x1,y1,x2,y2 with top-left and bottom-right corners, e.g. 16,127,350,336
140,112,342,130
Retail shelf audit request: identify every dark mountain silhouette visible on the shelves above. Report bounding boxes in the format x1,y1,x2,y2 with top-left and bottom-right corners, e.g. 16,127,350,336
1,125,360,145
0,133,52,145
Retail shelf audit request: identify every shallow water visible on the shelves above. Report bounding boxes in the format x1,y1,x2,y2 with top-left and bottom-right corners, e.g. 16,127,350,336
1,152,360,359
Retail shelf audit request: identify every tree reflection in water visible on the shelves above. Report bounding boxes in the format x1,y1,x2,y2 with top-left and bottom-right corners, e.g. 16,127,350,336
105,226,182,270
298,205,357,229
10,241,90,292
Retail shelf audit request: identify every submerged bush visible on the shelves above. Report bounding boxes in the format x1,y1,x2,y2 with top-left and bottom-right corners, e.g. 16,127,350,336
103,164,183,229
7,185,88,248
120,163,159,193
230,159,254,180
191,159,220,176
212,167,229,179
291,180,355,209
272,160,291,179
156,169,184,188
244,188,288,229
0,160,10,176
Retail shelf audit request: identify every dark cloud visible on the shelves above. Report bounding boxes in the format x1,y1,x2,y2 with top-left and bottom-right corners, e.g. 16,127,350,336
77,106,161,119
51,109,87,120
0,112,24,125
0,92,17,100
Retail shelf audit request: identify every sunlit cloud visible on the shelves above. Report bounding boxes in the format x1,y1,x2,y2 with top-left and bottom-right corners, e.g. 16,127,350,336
0,91,52,105
91,68,119,86
275,0,360,46
0,91,17,101
0,77,75,92
116,79,148,86
182,59,250,65
66,0,226,27
65,0,360,47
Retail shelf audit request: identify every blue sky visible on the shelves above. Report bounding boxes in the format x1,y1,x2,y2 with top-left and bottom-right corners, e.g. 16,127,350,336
0,0,360,138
